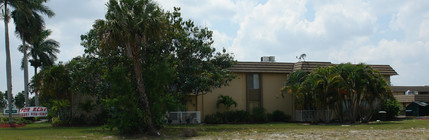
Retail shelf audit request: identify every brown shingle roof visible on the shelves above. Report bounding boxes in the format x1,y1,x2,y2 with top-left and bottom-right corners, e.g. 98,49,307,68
229,61,398,76
391,86,429,92
369,65,398,76
293,61,333,72
229,62,294,73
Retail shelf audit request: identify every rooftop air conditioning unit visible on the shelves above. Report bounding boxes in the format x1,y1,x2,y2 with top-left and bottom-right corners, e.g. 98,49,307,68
261,56,275,62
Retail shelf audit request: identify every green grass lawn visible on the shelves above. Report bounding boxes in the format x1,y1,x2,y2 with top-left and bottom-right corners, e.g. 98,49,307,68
0,123,119,140
1,119,429,139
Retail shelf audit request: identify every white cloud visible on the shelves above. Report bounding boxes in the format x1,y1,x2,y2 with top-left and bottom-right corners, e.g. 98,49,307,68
212,30,232,51
389,1,429,40
0,0,107,95
419,20,429,39
227,0,429,85
230,0,377,61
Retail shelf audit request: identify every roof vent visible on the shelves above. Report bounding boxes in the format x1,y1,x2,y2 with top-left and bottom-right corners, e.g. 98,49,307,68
261,56,275,62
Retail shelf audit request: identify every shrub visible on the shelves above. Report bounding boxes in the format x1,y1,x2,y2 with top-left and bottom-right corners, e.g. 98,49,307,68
14,118,32,125
204,110,250,124
269,110,291,122
104,94,146,134
250,107,267,123
216,95,237,111
380,99,401,120
204,113,223,124
224,110,250,123
51,117,69,127
0,117,32,125
234,110,250,123
1,117,8,123
0,117,6,124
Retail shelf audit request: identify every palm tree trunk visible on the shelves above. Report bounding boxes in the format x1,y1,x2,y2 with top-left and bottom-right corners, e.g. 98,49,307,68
34,67,39,106
128,44,158,135
23,36,30,107
3,1,14,125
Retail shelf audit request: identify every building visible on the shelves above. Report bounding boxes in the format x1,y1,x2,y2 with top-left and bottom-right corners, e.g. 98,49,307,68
185,58,398,122
392,86,429,116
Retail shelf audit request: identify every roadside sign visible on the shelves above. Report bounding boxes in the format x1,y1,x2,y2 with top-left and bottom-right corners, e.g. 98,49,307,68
4,109,18,114
19,107,48,117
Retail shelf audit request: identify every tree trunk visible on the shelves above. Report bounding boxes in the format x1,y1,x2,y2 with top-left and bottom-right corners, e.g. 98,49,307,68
35,67,39,106
23,36,30,107
127,44,159,136
3,2,14,126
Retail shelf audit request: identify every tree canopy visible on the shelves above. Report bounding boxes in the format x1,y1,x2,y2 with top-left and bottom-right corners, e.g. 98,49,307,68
0,91,6,110
283,63,394,123
14,91,25,109
30,0,235,135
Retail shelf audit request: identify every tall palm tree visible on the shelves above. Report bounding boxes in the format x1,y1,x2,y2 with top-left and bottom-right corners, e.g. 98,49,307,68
1,0,53,125
27,29,59,106
94,0,167,135
1,0,14,125
13,0,54,107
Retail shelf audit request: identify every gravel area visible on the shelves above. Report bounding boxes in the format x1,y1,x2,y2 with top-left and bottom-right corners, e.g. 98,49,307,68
194,128,429,139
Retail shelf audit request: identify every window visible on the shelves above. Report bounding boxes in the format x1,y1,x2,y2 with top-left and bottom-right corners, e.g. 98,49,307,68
248,74,260,89
247,73,261,111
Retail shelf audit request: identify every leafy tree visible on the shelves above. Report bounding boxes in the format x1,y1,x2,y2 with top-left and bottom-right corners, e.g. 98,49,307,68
28,96,35,106
166,8,236,107
80,1,235,135
216,95,237,111
92,0,167,135
1,91,14,108
0,91,6,110
14,91,25,109
32,63,72,122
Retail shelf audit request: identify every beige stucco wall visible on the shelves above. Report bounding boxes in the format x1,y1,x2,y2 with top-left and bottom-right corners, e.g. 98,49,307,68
261,73,294,116
186,72,294,121
200,73,247,117
185,73,247,118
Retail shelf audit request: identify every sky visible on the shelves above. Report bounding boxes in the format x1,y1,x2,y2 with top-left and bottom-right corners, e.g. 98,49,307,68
1,0,429,95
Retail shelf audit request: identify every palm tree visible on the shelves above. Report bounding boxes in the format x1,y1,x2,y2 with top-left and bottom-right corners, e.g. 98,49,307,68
12,0,54,107
334,63,392,122
27,29,59,106
216,95,237,111
93,0,167,135
312,67,344,122
1,0,14,125
1,0,53,125
282,70,308,112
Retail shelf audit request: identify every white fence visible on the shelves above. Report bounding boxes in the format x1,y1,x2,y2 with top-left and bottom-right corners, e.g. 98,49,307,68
295,110,333,122
168,111,201,124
